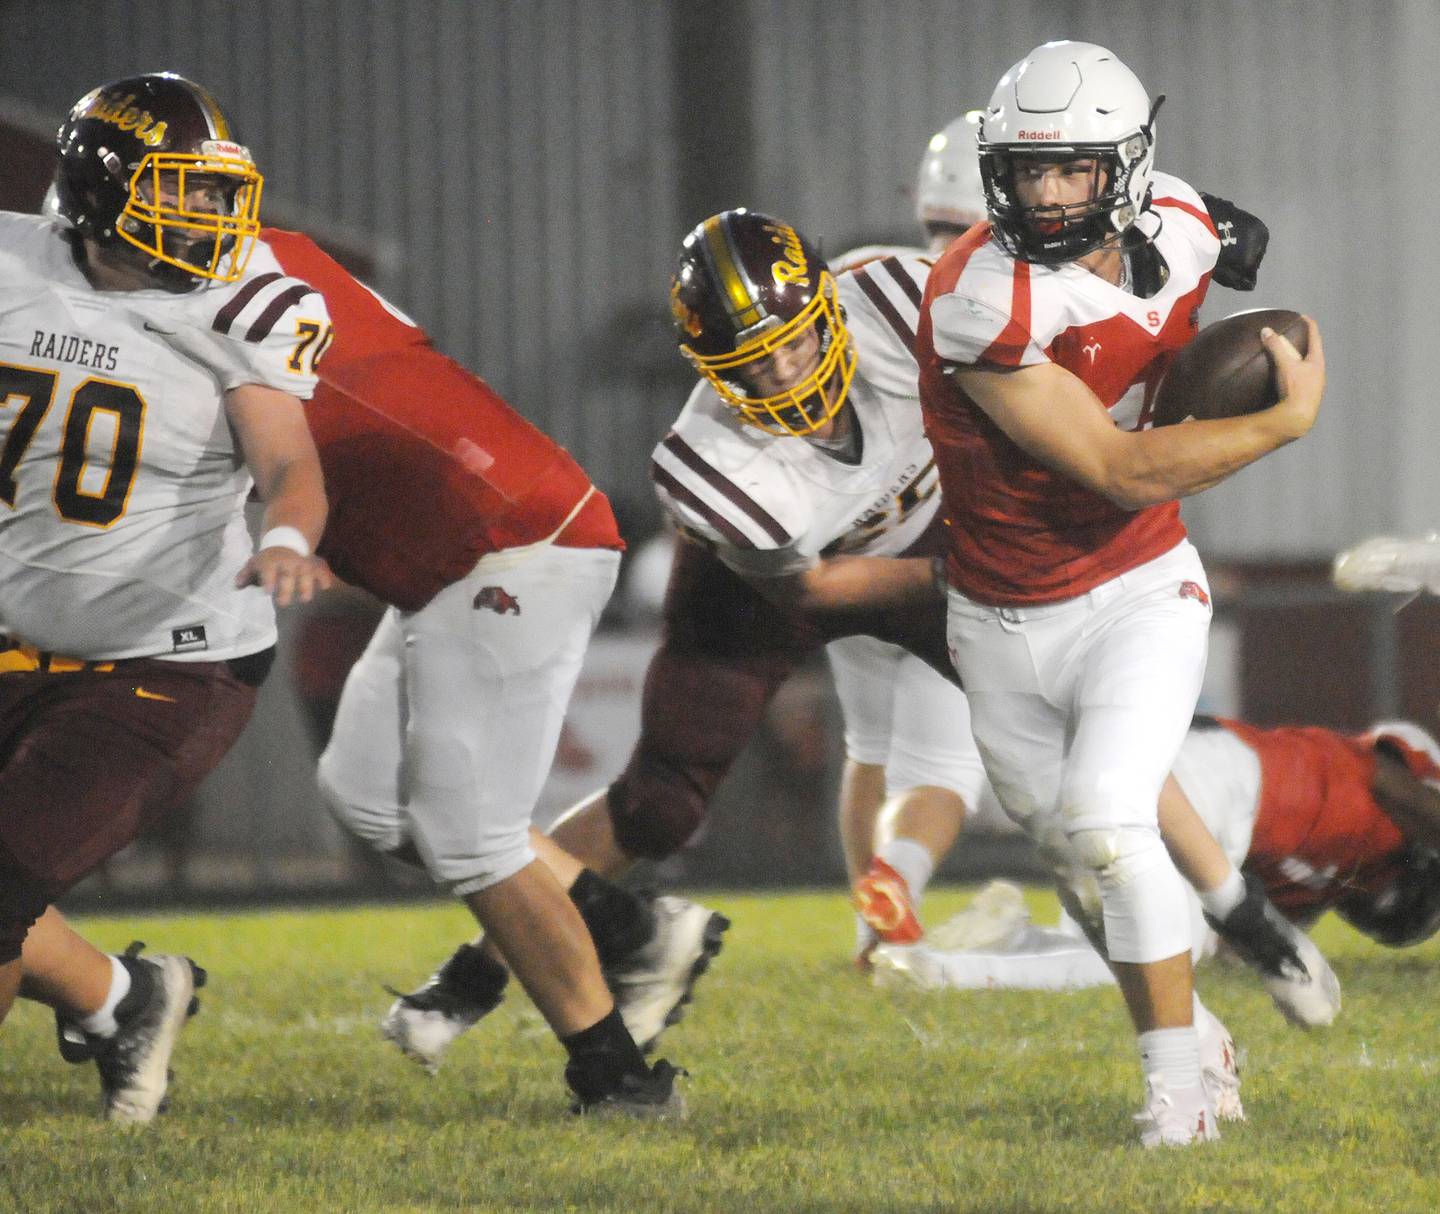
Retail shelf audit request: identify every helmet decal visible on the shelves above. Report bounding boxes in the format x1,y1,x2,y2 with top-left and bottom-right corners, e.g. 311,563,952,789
73,90,171,148
764,221,811,288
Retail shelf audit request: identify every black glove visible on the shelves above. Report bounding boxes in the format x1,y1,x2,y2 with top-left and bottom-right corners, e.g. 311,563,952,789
1199,191,1269,291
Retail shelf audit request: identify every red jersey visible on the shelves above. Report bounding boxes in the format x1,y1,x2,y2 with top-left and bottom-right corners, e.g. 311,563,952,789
262,230,621,611
916,173,1218,605
1227,719,1439,917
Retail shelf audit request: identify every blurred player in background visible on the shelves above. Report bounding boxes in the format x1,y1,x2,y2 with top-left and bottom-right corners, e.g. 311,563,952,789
3,73,333,1121
831,111,989,968
918,40,1325,1145
1333,533,1440,596
879,713,1437,1022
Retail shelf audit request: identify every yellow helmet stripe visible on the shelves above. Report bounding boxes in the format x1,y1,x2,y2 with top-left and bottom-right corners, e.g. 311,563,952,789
701,215,765,333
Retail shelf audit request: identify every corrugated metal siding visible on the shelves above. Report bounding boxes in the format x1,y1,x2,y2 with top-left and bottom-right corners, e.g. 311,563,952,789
0,1,1435,553
0,0,682,518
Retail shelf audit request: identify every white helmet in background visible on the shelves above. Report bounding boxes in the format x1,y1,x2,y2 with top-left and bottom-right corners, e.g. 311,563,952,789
1367,721,1440,788
915,110,987,239
978,41,1160,264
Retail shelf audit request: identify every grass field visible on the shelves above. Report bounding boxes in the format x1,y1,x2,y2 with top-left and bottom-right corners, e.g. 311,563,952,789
3,886,1439,1213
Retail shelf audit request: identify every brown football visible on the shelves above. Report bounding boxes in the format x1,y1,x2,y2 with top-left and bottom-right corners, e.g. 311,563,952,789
1151,308,1308,427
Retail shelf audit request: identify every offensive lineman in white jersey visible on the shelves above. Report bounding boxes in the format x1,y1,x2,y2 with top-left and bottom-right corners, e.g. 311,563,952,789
654,208,987,967
0,73,333,1121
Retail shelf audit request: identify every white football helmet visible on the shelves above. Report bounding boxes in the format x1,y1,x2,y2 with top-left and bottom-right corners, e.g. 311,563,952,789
978,41,1159,264
915,110,987,243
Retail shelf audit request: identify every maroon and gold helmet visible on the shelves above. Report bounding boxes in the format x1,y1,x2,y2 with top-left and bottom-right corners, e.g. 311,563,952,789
669,209,856,436
51,72,263,286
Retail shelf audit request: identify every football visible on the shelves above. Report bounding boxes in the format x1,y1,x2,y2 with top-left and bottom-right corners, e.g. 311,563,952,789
1151,308,1308,427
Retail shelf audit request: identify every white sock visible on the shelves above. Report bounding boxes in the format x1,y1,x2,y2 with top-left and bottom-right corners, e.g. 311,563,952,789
1138,1026,1202,1090
855,914,877,956
1197,868,1245,921
75,954,131,1039
878,837,935,903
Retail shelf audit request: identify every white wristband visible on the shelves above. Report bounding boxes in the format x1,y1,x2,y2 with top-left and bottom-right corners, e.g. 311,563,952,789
258,526,311,558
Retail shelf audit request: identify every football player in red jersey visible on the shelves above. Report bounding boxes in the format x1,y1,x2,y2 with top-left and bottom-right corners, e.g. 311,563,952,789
0,73,333,1121
916,41,1325,1146
882,715,1440,1015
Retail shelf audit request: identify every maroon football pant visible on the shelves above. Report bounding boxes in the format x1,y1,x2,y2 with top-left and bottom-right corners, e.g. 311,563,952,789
0,654,259,962
607,536,955,859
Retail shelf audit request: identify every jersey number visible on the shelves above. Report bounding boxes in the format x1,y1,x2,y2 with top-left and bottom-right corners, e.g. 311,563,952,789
0,364,145,527
288,320,334,374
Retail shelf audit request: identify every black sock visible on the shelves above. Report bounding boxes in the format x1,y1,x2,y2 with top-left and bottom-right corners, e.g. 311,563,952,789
437,942,509,1006
568,869,656,967
560,1007,648,1101
112,949,157,1027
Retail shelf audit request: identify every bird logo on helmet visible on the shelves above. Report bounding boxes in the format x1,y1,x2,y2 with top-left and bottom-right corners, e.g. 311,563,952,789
50,72,264,288
669,209,857,437
977,41,1163,265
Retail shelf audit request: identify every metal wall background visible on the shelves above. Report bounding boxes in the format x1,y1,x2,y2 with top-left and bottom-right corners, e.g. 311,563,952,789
0,0,1436,554
0,0,684,526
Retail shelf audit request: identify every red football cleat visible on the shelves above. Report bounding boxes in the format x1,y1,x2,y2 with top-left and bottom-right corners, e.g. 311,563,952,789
853,857,924,945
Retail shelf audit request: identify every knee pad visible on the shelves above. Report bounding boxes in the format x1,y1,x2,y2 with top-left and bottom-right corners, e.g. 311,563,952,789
1067,825,1168,887
608,764,708,860
1068,825,1192,964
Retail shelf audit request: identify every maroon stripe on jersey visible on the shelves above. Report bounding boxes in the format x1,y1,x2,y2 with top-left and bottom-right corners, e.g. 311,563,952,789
245,284,318,343
980,258,1032,367
876,256,923,310
651,462,757,550
211,272,284,335
853,266,916,356
660,432,791,544
1155,195,1217,237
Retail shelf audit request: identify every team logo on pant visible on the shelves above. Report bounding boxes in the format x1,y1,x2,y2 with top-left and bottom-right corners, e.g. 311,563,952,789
1178,580,1210,608
473,586,521,615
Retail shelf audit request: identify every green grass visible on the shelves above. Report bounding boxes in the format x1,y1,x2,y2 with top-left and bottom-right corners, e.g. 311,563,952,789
3,887,1440,1213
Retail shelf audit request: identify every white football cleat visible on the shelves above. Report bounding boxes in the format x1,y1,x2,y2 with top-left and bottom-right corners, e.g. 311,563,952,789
605,895,729,1051
1198,1018,1245,1123
1333,534,1440,594
91,947,205,1123
1135,1074,1220,1149
379,943,507,1075
927,880,1031,952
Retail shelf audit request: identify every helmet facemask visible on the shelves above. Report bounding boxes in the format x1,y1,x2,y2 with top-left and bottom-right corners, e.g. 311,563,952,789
980,132,1151,265
116,140,263,283
682,271,857,437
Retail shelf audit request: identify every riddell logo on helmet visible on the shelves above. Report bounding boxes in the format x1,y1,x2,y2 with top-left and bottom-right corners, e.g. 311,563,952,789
1018,130,1064,141
80,93,169,147
764,222,810,287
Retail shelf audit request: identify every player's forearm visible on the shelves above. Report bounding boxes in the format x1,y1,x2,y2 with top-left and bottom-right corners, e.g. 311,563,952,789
759,556,939,615
1103,408,1306,509
255,455,329,549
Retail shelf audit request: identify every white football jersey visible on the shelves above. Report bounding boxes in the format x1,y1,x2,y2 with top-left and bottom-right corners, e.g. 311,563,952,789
0,214,330,660
651,254,939,581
